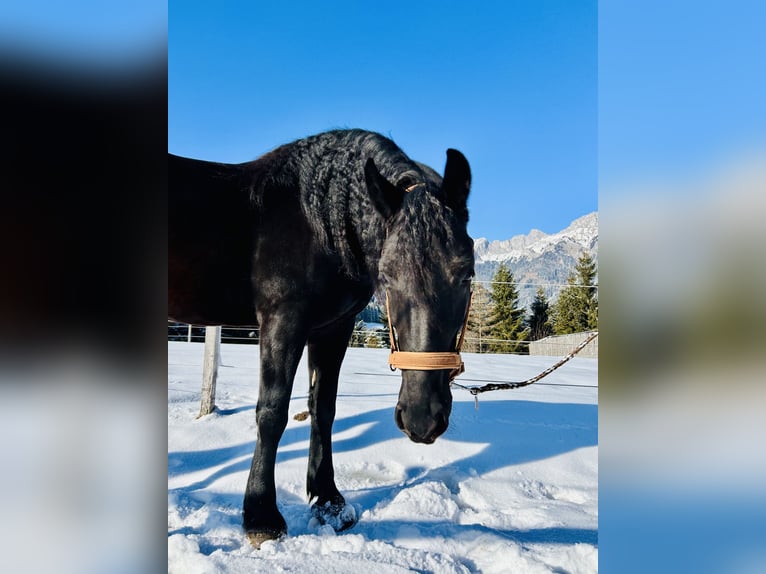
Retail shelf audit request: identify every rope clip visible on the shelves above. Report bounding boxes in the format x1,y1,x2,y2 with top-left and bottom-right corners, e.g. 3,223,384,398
470,388,480,410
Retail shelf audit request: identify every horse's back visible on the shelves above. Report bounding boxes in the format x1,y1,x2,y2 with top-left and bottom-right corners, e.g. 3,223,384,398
168,132,392,328
169,154,258,325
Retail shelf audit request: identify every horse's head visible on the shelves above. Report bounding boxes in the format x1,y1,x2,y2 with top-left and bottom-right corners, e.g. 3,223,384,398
365,149,474,444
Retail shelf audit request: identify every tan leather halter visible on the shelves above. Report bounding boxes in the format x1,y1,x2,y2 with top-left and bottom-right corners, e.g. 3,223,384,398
386,289,471,382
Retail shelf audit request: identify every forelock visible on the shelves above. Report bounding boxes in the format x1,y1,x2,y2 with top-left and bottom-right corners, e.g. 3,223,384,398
381,190,472,300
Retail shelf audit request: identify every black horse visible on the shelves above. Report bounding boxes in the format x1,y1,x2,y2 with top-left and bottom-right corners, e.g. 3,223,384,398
169,129,474,546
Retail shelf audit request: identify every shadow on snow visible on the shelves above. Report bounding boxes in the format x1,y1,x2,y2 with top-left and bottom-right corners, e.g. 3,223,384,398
169,400,596,484
168,399,597,549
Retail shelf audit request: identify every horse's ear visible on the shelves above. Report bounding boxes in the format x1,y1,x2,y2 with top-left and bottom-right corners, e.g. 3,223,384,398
442,149,471,218
365,158,404,220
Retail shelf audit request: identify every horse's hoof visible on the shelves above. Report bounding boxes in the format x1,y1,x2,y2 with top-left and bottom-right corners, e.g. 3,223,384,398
246,528,285,549
311,500,358,532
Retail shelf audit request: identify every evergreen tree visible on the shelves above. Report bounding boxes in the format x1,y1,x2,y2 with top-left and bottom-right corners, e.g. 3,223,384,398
350,319,367,347
551,275,582,334
486,263,530,354
526,286,553,341
464,283,493,353
356,300,381,324
374,328,390,349
551,252,598,334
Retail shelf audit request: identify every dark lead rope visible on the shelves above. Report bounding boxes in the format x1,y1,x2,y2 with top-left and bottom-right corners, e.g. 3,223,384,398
450,331,598,408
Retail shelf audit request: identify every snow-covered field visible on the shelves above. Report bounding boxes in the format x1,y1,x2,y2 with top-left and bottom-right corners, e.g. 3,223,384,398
168,342,598,573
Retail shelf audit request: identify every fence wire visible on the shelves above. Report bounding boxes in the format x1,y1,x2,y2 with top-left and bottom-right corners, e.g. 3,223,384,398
168,278,597,355
167,323,597,357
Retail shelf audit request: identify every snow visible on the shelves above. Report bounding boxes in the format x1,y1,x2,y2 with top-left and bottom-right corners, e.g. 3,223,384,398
169,342,598,573
473,212,598,263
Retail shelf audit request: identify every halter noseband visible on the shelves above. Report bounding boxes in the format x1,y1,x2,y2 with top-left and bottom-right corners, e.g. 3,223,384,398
385,289,471,382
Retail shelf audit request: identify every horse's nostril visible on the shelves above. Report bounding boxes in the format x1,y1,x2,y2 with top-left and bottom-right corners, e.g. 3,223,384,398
395,406,405,430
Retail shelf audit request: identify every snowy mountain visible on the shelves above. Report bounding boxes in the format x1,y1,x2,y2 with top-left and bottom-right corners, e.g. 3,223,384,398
473,212,598,309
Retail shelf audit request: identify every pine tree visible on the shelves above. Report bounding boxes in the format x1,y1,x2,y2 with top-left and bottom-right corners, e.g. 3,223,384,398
464,283,493,353
551,275,582,334
350,319,367,347
486,263,530,354
374,328,390,349
526,286,553,341
551,252,598,334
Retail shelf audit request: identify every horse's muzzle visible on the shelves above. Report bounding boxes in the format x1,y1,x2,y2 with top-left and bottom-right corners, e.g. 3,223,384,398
394,404,448,444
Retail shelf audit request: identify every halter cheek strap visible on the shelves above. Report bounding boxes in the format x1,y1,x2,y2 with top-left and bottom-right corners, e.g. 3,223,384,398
386,289,471,382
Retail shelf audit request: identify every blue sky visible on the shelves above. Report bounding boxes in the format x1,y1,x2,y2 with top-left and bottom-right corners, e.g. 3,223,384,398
6,0,761,237
169,0,597,241
599,0,766,190
0,0,166,62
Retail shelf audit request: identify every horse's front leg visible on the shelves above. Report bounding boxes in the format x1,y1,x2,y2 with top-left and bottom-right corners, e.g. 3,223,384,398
306,316,357,531
243,311,307,548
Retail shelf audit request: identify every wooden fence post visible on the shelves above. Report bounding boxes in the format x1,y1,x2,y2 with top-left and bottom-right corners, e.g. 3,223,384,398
199,326,221,417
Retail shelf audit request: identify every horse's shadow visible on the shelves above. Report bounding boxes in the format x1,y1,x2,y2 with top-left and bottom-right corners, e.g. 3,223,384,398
329,399,597,517
169,399,597,536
